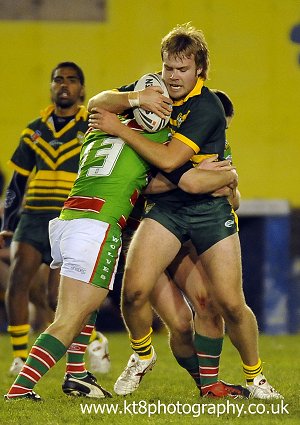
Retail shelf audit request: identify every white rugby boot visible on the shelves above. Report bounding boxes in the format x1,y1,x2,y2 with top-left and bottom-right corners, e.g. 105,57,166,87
114,348,157,395
247,374,284,399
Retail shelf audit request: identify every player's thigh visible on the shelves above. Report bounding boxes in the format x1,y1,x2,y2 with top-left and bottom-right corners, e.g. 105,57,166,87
168,241,196,282
54,275,107,324
124,218,181,291
200,233,244,304
169,242,208,304
151,271,193,332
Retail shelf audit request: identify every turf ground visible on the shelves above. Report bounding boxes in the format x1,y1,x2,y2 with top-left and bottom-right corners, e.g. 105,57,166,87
0,331,299,424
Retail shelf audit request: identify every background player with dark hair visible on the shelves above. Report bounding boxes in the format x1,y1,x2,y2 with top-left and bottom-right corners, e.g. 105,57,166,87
0,62,109,376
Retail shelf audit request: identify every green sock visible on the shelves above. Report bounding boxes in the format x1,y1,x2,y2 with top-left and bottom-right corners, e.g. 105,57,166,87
66,311,97,379
194,333,223,390
175,354,201,390
7,333,66,397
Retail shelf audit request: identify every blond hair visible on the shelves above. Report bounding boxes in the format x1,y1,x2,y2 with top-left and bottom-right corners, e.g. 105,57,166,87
161,23,210,79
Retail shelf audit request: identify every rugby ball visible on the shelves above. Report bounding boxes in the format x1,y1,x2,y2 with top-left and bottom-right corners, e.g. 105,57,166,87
133,73,170,132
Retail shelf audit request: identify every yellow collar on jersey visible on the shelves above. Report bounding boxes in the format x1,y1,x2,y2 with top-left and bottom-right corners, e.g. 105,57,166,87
40,104,88,122
172,78,204,107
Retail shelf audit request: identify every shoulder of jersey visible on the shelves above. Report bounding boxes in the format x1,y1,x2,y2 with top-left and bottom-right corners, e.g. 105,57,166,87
133,73,170,133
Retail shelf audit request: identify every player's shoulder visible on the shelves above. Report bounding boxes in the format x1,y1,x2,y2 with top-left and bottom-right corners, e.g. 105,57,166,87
26,115,44,128
197,86,225,115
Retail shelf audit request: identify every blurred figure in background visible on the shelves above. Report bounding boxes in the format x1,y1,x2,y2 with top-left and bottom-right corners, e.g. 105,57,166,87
0,167,9,332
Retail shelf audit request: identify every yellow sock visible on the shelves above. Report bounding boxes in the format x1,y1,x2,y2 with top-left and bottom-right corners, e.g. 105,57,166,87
243,358,263,384
7,324,31,360
130,327,153,360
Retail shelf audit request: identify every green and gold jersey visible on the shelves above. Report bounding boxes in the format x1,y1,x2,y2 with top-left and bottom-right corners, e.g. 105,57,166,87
118,78,227,206
60,124,170,227
8,105,88,214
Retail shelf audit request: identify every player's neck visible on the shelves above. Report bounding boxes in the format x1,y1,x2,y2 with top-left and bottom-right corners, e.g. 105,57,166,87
54,104,80,117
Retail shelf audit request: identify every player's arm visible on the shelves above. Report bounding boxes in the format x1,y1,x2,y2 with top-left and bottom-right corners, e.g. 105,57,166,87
88,108,194,173
88,86,172,119
146,156,238,195
211,186,241,210
144,169,237,195
230,188,241,210
177,156,238,194
0,171,27,248
88,90,131,114
144,172,176,194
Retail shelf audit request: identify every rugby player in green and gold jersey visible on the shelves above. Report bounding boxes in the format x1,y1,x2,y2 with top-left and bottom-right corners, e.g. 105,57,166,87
88,23,283,400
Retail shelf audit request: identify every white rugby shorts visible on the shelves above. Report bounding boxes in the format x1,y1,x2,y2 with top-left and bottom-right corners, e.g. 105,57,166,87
49,217,122,290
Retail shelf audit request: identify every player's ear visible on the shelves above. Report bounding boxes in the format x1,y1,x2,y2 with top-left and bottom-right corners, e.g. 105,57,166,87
197,68,202,77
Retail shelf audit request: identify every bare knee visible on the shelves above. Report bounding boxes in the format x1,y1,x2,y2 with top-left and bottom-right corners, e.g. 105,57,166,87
165,308,193,336
122,271,151,309
122,288,149,309
219,301,246,325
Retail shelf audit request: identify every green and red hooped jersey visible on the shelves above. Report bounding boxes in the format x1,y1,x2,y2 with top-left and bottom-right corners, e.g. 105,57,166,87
60,125,170,228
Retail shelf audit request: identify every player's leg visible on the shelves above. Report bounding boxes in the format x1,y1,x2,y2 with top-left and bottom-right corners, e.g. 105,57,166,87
5,276,110,401
200,234,258,364
121,218,181,339
56,218,119,398
47,264,111,377
5,218,120,400
114,218,181,395
0,252,9,332
6,213,56,375
6,240,42,375
47,266,98,380
170,242,249,398
150,271,202,392
199,233,283,399
171,243,224,337
29,264,54,332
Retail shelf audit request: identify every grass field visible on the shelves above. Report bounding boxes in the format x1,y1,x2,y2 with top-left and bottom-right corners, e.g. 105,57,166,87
0,331,299,424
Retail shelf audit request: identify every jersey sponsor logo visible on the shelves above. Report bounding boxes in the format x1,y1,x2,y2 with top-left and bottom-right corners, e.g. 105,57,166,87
225,219,235,228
